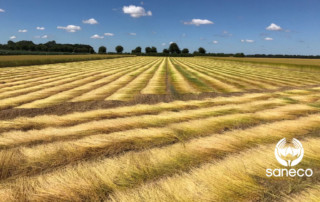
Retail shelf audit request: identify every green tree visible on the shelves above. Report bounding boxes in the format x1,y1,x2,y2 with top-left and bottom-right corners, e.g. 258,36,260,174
98,46,107,54
182,48,189,54
198,47,206,54
145,47,151,54
135,46,142,53
115,45,124,54
163,49,169,54
7,40,16,50
234,53,245,57
169,43,181,54
151,46,157,53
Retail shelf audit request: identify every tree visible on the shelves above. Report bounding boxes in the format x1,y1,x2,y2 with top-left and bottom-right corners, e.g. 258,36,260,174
145,47,152,54
182,48,189,54
132,46,142,54
89,48,95,54
163,49,169,54
234,53,245,57
7,40,16,50
98,46,107,54
135,46,142,53
198,47,206,54
169,43,181,54
115,45,124,53
151,46,157,53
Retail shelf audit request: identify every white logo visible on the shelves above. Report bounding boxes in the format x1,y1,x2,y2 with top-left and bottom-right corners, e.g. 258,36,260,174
275,138,304,167
266,137,313,178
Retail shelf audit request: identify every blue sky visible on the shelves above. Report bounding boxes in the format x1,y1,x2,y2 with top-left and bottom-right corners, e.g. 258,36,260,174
0,0,319,54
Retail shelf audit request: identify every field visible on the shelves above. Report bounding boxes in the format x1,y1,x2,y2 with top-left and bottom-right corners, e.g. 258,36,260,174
210,57,320,69
0,56,320,201
0,54,131,68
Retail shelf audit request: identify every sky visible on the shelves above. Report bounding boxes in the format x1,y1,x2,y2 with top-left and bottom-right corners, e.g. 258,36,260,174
0,0,319,54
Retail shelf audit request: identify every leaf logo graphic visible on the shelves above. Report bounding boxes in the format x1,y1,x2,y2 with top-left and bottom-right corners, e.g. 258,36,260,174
275,138,304,167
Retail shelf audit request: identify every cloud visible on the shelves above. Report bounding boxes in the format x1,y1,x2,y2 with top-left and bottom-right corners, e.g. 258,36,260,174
0,9,5,13
90,34,104,39
222,31,232,36
129,32,137,36
36,27,45,30
10,36,16,39
259,32,269,37
35,35,48,39
215,30,232,37
169,41,174,44
123,5,152,18
104,33,114,36
83,18,98,24
161,43,166,46
264,37,273,41
184,19,214,26
266,23,282,31
18,29,28,33
213,40,218,44
57,25,81,32
241,39,254,43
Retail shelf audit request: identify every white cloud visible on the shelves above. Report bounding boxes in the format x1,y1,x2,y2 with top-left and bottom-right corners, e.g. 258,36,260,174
35,35,49,39
57,25,81,32
10,36,16,39
0,9,5,13
18,29,28,33
241,39,254,43
169,41,174,44
222,30,232,37
104,33,114,36
264,37,273,41
161,43,166,46
83,18,98,24
213,40,218,44
123,5,152,18
184,19,214,26
266,23,282,31
36,27,45,30
129,32,137,36
214,30,232,38
90,34,104,39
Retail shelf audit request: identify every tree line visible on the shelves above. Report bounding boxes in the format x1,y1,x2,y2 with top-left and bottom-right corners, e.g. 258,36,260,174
0,40,95,54
1,40,319,58
98,43,207,57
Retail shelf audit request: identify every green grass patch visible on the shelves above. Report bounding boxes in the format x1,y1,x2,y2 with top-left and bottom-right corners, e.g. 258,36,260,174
280,97,300,104
173,64,214,92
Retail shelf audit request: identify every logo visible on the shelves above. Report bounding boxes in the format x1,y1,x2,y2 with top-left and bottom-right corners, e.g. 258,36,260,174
266,138,313,178
275,138,304,167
